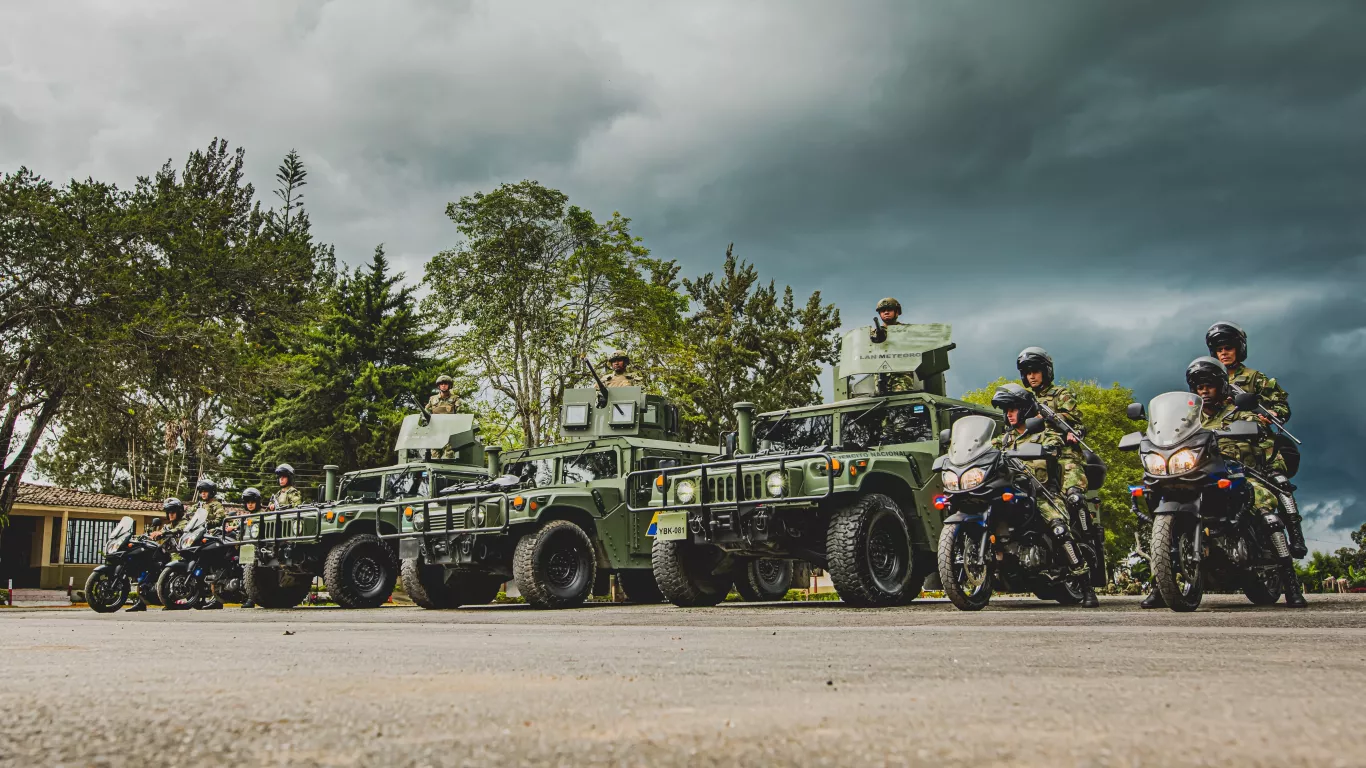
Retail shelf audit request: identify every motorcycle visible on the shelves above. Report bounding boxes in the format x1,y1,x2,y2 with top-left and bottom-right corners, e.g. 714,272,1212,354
156,508,246,609
84,516,172,613
1120,391,1290,612
933,414,1106,610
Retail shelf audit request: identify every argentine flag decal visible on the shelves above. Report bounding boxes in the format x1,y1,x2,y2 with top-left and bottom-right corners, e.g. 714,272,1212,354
646,511,659,537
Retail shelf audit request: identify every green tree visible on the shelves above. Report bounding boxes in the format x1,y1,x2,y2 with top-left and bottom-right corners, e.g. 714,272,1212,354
254,246,447,473
961,377,1145,568
663,243,842,444
423,180,684,448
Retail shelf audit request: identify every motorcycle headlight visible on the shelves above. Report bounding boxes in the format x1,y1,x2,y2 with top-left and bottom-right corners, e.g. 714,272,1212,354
1167,448,1201,475
1143,452,1168,476
942,471,960,491
960,467,987,490
675,479,697,504
411,511,425,531
104,539,120,555
179,532,196,549
765,471,786,497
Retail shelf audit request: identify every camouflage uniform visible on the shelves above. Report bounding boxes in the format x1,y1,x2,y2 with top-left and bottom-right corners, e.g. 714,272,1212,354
1029,382,1087,493
1226,363,1290,422
426,391,461,459
990,426,1081,526
194,498,227,528
271,485,303,510
603,371,641,388
1201,400,1277,517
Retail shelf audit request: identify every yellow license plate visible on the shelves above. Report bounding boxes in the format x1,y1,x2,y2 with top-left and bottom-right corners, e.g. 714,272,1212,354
654,511,688,541
239,544,256,565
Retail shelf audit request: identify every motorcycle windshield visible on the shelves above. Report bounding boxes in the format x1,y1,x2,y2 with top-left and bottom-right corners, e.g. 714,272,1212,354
105,516,135,554
948,415,996,466
1147,391,1205,448
179,508,209,548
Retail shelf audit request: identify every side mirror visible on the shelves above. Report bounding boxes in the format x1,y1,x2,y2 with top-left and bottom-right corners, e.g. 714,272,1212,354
1023,417,1046,435
938,429,951,450
1126,403,1146,421
723,431,738,457
1117,432,1142,452
150,517,162,528
658,458,679,470
1233,392,1259,412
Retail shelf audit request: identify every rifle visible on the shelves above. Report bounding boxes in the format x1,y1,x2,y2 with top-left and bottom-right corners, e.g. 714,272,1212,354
1229,382,1302,445
1033,397,1096,456
582,356,609,408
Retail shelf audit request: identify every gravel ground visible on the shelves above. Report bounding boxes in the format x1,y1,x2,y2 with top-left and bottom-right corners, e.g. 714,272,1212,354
3,594,1365,767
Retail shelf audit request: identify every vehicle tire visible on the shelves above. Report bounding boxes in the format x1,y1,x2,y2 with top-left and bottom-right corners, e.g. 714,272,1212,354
138,575,163,606
733,558,794,602
1035,581,1085,605
827,493,916,607
323,533,398,609
400,558,502,609
84,571,128,613
1241,566,1283,606
243,565,311,609
450,570,504,606
938,521,993,611
513,520,597,610
156,565,200,610
1151,515,1203,612
617,569,665,604
894,552,935,606
652,539,733,607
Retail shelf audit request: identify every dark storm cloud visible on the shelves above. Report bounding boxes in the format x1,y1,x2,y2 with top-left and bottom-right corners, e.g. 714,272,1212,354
3,1,1364,543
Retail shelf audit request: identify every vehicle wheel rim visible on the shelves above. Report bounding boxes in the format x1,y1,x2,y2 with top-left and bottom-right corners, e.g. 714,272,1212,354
755,559,785,590
547,547,581,589
352,555,383,592
953,527,989,596
1173,526,1200,599
92,575,122,607
867,511,908,592
169,573,197,603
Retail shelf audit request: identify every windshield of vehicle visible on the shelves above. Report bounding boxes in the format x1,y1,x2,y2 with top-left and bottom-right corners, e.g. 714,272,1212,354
840,403,934,447
337,474,382,502
385,470,429,500
948,415,997,466
179,508,208,547
759,414,832,452
562,449,619,484
1147,391,1205,448
108,516,134,542
506,458,555,488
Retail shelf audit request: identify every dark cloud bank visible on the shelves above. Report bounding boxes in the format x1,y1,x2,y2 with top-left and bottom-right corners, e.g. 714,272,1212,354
3,1,1364,542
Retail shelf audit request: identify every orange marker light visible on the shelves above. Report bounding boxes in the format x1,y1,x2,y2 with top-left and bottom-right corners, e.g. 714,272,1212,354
337,515,346,524
404,507,414,519
513,496,524,508
529,501,539,511
830,459,841,472
324,510,336,521
989,535,997,544
1001,492,1014,502
655,475,665,489
1217,479,1232,489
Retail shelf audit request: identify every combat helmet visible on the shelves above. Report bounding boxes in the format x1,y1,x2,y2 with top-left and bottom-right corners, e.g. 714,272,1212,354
608,349,629,364
241,487,263,508
1185,356,1229,403
1205,322,1247,364
163,497,185,518
876,297,902,313
274,463,295,480
435,374,454,387
195,478,217,498
1016,347,1054,388
991,382,1039,421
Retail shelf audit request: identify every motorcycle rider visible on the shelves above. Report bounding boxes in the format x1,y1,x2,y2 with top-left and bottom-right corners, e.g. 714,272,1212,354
270,464,303,510
189,480,227,609
235,488,265,609
1143,358,1305,609
1205,322,1303,557
990,383,1099,608
130,498,186,611
1016,347,1091,520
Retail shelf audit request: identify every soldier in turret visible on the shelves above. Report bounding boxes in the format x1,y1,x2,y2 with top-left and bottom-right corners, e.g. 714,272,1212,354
602,350,641,388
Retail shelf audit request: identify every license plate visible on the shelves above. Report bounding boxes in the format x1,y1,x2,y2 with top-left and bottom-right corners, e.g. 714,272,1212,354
398,539,419,561
239,544,256,565
654,511,688,541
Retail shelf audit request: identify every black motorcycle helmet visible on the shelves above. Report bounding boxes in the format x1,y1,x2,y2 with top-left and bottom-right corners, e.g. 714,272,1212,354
991,383,1040,423
1185,356,1230,405
163,497,185,519
241,487,263,508
274,463,295,483
1016,347,1054,389
1205,321,1247,364
195,478,217,498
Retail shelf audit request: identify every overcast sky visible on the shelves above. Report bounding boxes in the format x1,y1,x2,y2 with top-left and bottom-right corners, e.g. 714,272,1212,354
4,1,1364,548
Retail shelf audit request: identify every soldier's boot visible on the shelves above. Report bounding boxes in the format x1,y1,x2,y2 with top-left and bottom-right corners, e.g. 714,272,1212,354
1140,589,1167,609
1285,514,1308,560
198,597,223,610
1052,522,1089,578
1282,565,1307,608
1079,583,1099,609
125,597,147,612
240,598,255,609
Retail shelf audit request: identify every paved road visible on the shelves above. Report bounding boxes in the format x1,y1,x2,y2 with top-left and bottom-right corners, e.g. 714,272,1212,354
3,595,1365,767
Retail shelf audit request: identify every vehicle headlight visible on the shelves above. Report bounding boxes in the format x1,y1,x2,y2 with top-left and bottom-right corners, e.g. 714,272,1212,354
1143,452,1168,476
960,467,987,490
248,523,261,539
942,471,960,491
675,479,697,504
1167,448,1200,475
766,471,786,497
411,511,425,531
472,506,486,527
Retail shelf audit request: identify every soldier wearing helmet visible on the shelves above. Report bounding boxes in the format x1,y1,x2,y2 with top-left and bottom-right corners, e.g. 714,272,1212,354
1205,322,1290,423
870,298,902,343
989,384,1099,608
1016,347,1082,440
147,497,187,541
193,478,226,528
427,374,461,414
602,350,641,388
270,464,303,510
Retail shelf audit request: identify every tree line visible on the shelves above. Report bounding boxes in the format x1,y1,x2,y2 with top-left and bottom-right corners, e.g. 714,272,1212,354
0,140,840,529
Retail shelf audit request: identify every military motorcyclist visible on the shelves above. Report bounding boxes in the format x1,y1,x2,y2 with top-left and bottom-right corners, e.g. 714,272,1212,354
1017,347,1091,528
1142,358,1305,609
188,480,227,609
128,498,186,611
602,350,641,388
990,383,1099,608
270,465,303,510
236,487,265,609
1205,321,1303,556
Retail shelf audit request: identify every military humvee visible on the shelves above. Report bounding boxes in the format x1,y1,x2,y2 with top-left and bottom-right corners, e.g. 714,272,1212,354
228,414,491,608
632,323,999,607
388,386,740,609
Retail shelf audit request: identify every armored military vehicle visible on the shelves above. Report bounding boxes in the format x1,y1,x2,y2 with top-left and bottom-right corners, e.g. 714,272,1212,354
228,413,491,608
633,323,999,607
389,384,765,609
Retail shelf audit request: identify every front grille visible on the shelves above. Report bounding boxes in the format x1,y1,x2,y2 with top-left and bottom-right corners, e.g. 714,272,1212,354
705,472,769,503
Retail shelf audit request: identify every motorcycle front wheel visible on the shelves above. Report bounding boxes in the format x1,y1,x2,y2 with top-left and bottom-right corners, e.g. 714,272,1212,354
1241,566,1283,606
156,566,201,610
84,571,129,613
1151,515,1203,612
937,522,993,611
